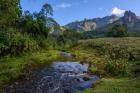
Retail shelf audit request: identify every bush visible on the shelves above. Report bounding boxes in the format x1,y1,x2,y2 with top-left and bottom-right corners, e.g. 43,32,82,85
0,28,38,56
73,37,140,77
105,59,130,76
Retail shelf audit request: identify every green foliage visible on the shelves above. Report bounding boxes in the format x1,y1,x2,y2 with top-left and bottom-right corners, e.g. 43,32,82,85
79,37,140,61
62,28,81,47
105,59,130,76
40,3,53,17
77,78,140,93
63,28,81,40
78,78,140,93
76,88,93,93
0,49,60,85
0,0,21,27
0,1,139,92
89,67,98,74
107,24,128,37
20,11,50,37
0,28,38,56
0,1,57,57
0,0,80,58
72,37,140,77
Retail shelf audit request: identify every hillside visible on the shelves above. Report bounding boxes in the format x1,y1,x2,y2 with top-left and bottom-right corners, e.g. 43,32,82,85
65,11,140,33
65,15,120,32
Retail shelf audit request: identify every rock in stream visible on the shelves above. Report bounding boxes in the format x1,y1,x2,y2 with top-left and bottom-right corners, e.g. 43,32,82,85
4,62,99,93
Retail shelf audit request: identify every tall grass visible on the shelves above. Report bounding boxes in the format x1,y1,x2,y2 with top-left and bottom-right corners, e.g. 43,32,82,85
0,49,60,85
76,78,140,93
72,37,140,77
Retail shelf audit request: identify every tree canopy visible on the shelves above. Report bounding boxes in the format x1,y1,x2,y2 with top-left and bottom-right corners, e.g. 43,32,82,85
0,0,21,28
107,24,128,37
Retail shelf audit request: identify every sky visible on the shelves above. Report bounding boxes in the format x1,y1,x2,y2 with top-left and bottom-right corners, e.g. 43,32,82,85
21,0,140,25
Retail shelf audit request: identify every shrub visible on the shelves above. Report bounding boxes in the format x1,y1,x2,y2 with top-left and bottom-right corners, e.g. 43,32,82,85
104,59,130,76
0,28,38,56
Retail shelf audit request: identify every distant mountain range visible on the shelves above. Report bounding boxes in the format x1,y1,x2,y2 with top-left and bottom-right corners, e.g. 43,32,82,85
65,11,140,33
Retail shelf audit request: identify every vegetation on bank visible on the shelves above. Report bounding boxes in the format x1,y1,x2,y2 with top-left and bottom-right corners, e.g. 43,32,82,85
72,37,140,93
72,37,140,77
0,0,80,88
0,49,61,85
77,78,140,93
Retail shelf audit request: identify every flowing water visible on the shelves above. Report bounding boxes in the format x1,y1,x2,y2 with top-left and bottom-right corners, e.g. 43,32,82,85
4,53,99,93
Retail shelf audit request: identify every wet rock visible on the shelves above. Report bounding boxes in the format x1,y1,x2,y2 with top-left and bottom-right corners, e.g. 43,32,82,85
4,62,99,93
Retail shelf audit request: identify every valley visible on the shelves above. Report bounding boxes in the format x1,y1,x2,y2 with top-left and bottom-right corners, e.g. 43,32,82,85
0,0,140,93
0,37,140,93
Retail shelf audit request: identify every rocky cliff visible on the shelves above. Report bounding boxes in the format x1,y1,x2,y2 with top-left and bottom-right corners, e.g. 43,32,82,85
65,15,120,32
65,11,140,32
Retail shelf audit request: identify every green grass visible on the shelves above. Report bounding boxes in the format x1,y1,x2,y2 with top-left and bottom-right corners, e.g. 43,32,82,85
72,37,140,77
74,37,140,60
77,78,140,93
0,49,61,85
79,37,140,59
79,37,140,48
80,37,140,50
74,37,140,93
0,37,139,92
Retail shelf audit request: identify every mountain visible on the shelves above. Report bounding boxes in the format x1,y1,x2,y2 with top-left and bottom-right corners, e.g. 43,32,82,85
112,11,140,32
65,15,120,32
46,18,63,36
65,11,140,33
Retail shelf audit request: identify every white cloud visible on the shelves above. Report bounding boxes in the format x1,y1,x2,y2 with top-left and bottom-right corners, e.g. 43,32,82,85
54,3,72,10
111,7,125,16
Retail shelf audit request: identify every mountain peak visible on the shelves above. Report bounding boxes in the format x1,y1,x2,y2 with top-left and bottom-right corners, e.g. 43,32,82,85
123,10,137,23
65,10,140,32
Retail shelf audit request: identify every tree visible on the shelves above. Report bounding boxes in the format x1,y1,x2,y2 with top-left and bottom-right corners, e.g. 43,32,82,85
107,24,127,37
32,3,53,36
40,3,53,18
0,0,21,28
19,3,54,37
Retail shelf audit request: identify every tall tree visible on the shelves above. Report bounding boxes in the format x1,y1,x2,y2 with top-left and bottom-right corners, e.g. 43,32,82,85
40,3,53,18
20,3,54,37
0,0,21,28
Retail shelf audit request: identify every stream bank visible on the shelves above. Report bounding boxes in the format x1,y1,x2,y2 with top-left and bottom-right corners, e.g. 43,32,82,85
3,52,99,93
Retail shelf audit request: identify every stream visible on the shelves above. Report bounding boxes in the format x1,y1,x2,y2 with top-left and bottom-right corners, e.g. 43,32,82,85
4,52,99,93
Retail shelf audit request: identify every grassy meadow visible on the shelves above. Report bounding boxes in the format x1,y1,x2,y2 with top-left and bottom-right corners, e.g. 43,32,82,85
77,78,140,93
72,37,140,93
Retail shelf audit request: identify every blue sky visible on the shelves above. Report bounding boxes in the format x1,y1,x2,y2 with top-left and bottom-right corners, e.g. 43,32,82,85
21,0,140,25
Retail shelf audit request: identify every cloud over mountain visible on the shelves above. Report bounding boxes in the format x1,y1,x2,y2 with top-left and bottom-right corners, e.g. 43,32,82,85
112,7,125,16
